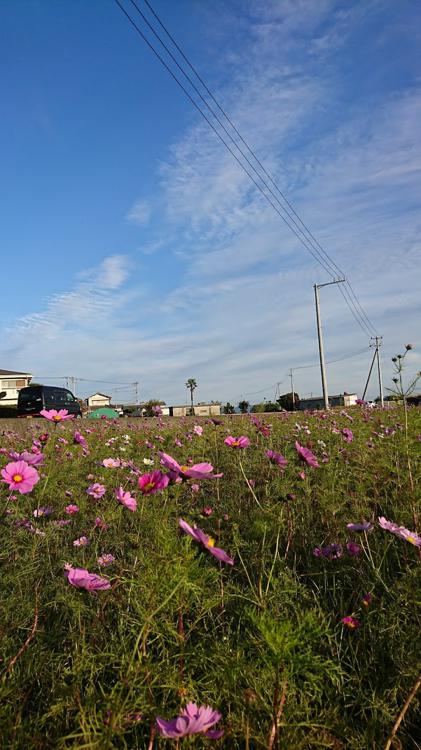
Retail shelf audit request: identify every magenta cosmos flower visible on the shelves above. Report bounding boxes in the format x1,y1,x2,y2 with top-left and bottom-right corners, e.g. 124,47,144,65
224,436,250,449
65,504,79,514
347,522,373,532
65,564,111,591
341,428,354,443
159,452,222,480
294,441,319,468
115,486,137,512
74,431,87,447
86,483,106,500
138,470,169,495
179,519,234,565
156,702,223,739
40,408,75,422
1,460,40,494
341,616,360,630
265,450,288,468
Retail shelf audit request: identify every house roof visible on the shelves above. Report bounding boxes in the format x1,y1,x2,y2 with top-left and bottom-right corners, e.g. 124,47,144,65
0,369,32,376
87,392,111,399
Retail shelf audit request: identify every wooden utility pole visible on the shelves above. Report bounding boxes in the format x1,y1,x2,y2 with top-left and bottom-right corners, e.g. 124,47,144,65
314,279,345,410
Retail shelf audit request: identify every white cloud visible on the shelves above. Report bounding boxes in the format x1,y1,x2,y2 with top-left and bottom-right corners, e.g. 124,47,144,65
2,1,420,405
126,199,151,225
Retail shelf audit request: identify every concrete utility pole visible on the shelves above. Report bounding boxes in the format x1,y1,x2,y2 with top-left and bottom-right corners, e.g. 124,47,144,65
373,336,384,407
314,279,345,410
289,368,295,410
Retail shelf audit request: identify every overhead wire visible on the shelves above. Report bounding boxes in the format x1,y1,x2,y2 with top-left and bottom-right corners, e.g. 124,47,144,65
116,0,378,339
113,0,354,283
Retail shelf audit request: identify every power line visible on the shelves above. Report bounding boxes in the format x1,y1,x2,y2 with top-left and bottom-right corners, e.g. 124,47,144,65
290,346,370,372
114,0,338,279
115,0,378,339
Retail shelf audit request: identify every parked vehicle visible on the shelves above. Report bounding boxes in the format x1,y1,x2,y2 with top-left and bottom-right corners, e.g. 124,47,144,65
17,385,82,418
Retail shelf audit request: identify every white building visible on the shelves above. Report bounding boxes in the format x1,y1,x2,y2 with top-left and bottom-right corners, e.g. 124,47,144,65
0,369,32,406
86,392,112,410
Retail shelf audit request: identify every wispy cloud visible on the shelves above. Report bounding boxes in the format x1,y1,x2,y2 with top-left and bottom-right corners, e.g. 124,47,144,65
126,198,151,225
2,1,420,404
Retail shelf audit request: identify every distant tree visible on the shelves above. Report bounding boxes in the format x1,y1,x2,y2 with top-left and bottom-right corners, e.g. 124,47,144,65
223,402,235,414
250,401,279,413
262,401,280,412
238,400,250,414
185,378,197,415
277,392,300,411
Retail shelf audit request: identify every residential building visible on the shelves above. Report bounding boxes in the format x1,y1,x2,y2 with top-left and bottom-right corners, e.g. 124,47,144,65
86,392,112,410
0,369,32,406
298,393,358,411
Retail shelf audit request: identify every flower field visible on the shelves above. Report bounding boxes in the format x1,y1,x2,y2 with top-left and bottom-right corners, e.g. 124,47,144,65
1,407,420,749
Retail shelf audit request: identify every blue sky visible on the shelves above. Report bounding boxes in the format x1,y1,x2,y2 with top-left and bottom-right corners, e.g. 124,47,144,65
1,0,420,404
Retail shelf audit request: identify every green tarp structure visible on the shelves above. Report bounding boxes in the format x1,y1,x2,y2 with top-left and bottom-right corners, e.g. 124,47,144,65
86,407,120,420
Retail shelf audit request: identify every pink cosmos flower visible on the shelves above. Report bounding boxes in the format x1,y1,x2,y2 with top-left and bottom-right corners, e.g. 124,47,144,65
86,483,106,500
341,616,360,630
193,425,203,436
115,486,137,512
98,554,115,567
294,441,320,468
379,517,421,547
156,702,223,739
9,450,45,466
138,470,170,495
265,450,288,468
341,428,354,442
40,409,75,422
159,452,222,480
65,504,80,514
65,564,111,591
102,458,121,468
179,519,234,565
224,436,250,449
94,517,109,530
202,506,213,516
73,535,89,547
1,460,40,494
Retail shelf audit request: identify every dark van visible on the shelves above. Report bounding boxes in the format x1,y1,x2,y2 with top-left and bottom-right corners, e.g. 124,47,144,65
17,385,82,418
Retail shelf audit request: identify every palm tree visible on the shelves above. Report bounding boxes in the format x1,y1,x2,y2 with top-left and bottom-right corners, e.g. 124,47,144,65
185,378,197,415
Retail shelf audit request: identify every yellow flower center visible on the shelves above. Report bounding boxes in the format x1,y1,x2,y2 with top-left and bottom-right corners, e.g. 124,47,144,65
206,537,215,548
180,465,189,473
232,440,239,447
53,415,62,422
145,482,155,490
406,535,417,545
13,474,23,483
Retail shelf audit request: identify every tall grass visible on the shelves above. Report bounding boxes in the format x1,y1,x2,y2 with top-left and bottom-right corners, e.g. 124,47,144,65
1,406,420,748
